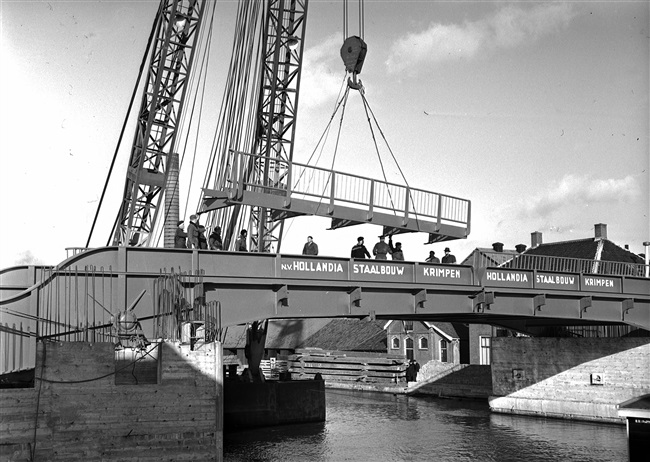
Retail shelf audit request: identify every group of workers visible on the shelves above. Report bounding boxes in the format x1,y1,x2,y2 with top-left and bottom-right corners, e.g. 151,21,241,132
174,215,457,263
174,214,224,250
348,235,456,263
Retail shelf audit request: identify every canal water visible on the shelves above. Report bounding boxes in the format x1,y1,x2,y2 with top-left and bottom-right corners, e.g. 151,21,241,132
224,389,628,461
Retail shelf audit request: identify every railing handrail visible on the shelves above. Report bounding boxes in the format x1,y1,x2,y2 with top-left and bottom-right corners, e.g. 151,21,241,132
231,149,470,202
477,251,648,278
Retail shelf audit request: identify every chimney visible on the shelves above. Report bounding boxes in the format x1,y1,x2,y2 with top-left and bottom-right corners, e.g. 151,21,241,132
595,223,608,240
164,152,180,248
624,244,629,250
531,231,543,248
492,242,504,252
515,244,527,253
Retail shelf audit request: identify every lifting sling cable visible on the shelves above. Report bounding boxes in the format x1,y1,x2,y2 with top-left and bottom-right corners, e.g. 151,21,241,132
361,91,423,227
359,90,398,214
314,85,352,214
282,75,349,237
85,2,163,248
293,74,348,184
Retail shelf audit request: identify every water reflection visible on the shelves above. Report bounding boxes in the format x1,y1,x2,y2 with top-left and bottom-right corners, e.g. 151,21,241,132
224,389,627,462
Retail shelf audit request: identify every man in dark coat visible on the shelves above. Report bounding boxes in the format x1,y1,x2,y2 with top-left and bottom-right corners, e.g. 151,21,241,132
174,220,187,248
187,215,200,249
209,226,223,250
442,247,457,264
198,225,208,249
302,236,319,255
351,236,371,259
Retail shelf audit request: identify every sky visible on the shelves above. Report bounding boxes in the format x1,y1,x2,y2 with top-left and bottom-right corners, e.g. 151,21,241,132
0,0,648,268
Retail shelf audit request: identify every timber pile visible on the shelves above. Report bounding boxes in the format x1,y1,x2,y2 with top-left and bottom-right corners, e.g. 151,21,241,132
288,348,408,384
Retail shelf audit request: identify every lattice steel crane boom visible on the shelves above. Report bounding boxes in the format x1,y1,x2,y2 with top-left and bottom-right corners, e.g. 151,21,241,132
112,0,206,247
237,0,309,253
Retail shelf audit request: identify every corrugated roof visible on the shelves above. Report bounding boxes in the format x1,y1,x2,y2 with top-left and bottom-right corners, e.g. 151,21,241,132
296,318,387,352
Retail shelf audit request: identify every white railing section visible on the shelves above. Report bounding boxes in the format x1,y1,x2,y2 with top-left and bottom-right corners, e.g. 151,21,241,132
228,150,470,228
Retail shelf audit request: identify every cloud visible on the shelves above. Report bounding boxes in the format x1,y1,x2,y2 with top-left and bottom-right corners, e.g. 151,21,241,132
386,3,576,71
521,174,641,219
301,34,346,109
15,251,44,266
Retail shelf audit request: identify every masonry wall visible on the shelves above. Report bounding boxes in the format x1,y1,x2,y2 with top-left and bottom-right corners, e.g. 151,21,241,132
0,341,221,461
489,337,650,423
412,361,492,399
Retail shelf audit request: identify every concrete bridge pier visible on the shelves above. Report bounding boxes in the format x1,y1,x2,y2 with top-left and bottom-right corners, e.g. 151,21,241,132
488,336,650,424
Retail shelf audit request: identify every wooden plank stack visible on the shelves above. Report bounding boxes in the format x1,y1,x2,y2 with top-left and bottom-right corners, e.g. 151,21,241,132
288,348,408,384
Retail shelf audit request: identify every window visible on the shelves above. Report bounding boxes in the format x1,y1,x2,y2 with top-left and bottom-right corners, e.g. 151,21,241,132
405,337,414,360
403,320,413,332
439,340,448,363
419,337,428,349
391,337,400,349
480,336,491,365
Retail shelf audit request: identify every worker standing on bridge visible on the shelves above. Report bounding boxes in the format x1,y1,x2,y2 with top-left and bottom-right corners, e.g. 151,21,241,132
373,236,392,260
442,247,457,264
198,225,208,249
174,220,187,248
209,226,223,250
187,215,200,249
351,237,371,259
302,236,319,255
389,236,404,261
425,251,440,263
235,229,248,252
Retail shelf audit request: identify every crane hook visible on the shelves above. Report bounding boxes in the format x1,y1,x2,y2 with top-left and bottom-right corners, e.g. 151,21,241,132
340,36,367,92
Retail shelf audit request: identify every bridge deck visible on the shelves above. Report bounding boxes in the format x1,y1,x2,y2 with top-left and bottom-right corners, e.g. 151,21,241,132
202,150,471,242
2,247,649,373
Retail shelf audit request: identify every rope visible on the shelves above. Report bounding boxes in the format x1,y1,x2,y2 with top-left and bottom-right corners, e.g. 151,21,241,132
360,92,422,228
359,90,396,212
84,1,163,248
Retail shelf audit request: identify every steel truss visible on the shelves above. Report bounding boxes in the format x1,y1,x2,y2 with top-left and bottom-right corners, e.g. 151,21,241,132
113,0,205,246
248,0,308,252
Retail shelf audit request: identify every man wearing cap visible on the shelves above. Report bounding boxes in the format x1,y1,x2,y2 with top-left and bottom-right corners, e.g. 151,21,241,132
187,215,200,249
351,236,371,259
174,220,187,248
373,236,391,260
302,236,319,255
442,247,457,264
425,251,440,263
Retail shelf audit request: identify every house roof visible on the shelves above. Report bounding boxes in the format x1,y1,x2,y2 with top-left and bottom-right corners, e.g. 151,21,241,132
296,318,387,351
384,320,468,341
524,238,644,264
423,321,466,340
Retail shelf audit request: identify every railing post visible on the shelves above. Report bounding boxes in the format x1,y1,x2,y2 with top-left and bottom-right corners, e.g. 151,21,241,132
403,187,410,226
368,180,374,221
284,159,292,208
436,196,442,230
328,173,336,215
